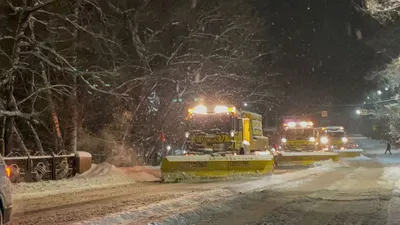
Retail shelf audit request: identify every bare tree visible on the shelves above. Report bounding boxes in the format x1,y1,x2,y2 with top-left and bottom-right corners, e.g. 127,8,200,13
0,0,278,165
362,0,400,21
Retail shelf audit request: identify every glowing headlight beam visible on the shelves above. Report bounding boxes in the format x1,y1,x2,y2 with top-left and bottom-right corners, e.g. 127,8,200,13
214,105,229,113
299,121,307,127
193,105,207,114
320,136,329,144
281,138,287,143
342,137,348,143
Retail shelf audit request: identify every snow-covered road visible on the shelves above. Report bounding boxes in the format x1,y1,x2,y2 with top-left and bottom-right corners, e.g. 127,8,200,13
9,137,400,225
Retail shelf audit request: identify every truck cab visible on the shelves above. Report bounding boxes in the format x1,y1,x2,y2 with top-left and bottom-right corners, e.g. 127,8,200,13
319,126,348,150
184,104,269,155
279,119,319,151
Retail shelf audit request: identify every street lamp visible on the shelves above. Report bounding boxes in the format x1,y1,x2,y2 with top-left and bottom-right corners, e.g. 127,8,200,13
356,109,361,115
243,102,248,107
385,87,389,91
377,90,382,95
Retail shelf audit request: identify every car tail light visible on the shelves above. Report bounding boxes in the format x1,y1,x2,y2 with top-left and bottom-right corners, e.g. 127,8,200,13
5,165,11,178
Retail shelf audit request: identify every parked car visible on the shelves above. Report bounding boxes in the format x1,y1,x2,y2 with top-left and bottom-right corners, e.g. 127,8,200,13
0,155,12,224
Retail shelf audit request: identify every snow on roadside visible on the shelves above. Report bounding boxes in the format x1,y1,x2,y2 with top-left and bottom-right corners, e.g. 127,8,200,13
343,154,371,161
70,160,342,225
310,159,347,169
13,163,137,200
382,166,400,225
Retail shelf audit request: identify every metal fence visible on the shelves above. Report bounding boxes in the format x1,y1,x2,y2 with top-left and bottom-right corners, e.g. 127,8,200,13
4,151,76,183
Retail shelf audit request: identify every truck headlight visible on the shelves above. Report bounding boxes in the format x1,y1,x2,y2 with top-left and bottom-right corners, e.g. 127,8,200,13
342,137,348,143
309,137,315,142
281,138,287,143
185,132,190,138
320,136,328,144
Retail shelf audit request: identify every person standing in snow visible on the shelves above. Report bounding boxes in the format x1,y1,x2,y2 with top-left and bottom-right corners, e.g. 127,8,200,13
385,141,392,155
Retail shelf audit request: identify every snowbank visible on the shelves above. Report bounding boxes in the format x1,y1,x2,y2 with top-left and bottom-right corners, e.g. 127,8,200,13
310,159,345,169
71,160,342,225
119,166,161,181
382,167,400,225
343,154,371,161
12,163,147,200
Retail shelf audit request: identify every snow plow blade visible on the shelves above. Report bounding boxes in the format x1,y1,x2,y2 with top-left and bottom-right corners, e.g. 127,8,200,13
160,155,274,183
336,149,363,158
275,152,339,167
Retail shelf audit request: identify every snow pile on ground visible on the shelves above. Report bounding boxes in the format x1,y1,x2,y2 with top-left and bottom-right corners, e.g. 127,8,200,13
382,166,400,225
72,161,342,225
119,166,161,181
310,159,349,169
78,162,123,178
343,154,371,161
13,163,141,200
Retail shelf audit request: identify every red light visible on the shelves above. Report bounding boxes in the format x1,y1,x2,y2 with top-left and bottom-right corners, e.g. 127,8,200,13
5,165,11,178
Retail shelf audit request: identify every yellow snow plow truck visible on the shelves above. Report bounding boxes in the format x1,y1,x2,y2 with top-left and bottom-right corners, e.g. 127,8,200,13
160,104,274,182
319,126,363,158
276,117,338,167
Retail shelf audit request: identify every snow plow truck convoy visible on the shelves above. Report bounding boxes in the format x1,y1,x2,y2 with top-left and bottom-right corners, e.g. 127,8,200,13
160,104,363,182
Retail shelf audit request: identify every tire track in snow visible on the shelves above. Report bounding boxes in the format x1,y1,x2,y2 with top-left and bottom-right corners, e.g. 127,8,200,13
254,166,390,225
185,167,354,225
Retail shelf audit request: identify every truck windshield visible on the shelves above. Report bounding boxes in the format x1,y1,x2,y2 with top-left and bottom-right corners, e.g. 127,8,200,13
284,129,314,139
326,131,345,138
189,114,232,133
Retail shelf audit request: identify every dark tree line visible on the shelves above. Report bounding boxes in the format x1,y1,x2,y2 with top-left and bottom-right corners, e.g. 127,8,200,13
0,0,278,165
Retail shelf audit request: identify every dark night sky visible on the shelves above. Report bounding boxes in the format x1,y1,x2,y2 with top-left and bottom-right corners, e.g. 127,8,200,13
254,0,383,113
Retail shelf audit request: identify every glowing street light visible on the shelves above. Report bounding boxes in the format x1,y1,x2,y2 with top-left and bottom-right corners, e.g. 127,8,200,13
385,87,389,91
377,90,382,95
243,102,248,107
356,109,361,115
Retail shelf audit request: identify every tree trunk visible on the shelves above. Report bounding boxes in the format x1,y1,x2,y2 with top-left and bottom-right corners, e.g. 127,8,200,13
66,0,81,154
2,6,32,156
28,15,63,153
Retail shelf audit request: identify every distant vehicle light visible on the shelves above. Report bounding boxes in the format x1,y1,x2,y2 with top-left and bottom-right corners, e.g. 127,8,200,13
309,137,315,142
299,121,307,127
185,132,190,138
214,105,229,113
288,122,296,128
281,138,287,143
230,130,235,137
193,105,207,114
342,137,348,143
320,136,329,144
